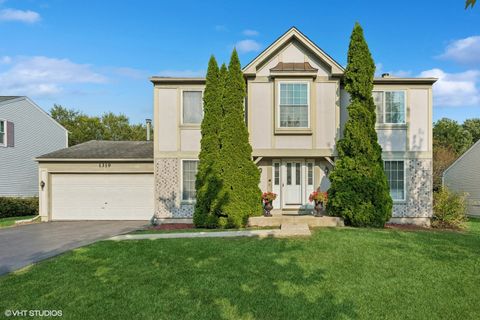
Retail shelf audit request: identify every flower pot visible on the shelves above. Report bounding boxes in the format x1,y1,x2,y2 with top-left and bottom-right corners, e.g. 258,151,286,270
314,201,325,217
264,201,273,217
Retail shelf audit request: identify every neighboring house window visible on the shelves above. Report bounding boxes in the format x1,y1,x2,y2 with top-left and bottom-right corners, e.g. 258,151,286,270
0,120,5,146
182,91,203,124
182,160,199,202
384,160,405,201
279,82,309,128
373,91,406,124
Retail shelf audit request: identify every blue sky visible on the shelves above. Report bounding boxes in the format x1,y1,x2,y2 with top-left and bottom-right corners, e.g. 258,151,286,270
0,0,479,124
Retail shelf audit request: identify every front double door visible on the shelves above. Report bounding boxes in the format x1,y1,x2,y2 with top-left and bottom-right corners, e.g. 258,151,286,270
272,159,315,210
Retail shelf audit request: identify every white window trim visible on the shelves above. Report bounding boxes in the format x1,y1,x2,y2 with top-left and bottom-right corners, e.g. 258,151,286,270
180,89,204,125
384,159,406,202
180,158,199,203
277,81,311,129
373,90,407,125
0,119,6,147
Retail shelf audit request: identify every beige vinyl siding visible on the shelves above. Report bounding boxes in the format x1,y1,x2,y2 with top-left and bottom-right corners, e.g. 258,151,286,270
444,141,480,216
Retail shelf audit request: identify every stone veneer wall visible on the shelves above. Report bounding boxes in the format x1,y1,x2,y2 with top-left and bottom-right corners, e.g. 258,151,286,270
154,158,194,219
392,159,433,218
154,158,433,221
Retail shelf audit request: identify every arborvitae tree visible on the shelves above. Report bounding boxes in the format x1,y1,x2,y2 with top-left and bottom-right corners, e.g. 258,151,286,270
327,23,392,227
194,56,222,227
217,49,262,228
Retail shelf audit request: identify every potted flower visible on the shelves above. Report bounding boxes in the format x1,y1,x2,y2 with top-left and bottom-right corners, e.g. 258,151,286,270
309,190,328,217
261,192,277,217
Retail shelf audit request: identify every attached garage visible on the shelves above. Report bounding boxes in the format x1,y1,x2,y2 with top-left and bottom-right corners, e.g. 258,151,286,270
51,173,153,220
37,141,154,221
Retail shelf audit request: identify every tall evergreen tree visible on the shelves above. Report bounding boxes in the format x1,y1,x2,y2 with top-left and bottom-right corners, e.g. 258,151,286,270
327,23,392,227
194,56,222,227
217,49,262,228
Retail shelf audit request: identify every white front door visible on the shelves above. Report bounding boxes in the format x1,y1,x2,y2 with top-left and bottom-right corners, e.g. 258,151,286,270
282,160,303,207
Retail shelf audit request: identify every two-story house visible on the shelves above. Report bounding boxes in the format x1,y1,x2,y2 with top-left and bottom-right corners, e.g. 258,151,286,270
0,96,68,197
152,27,436,226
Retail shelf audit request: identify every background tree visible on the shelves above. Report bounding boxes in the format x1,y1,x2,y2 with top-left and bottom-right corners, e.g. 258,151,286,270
217,49,262,228
327,23,392,228
433,145,457,191
194,56,222,227
462,118,480,143
51,104,150,146
433,118,473,155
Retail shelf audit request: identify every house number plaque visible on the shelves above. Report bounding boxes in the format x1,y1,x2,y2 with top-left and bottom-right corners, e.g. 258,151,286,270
98,162,112,168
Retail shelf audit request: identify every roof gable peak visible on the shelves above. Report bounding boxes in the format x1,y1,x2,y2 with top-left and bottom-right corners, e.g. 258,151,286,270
242,27,344,76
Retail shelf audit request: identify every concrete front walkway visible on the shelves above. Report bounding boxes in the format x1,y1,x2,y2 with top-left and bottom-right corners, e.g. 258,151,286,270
109,223,311,241
0,221,147,275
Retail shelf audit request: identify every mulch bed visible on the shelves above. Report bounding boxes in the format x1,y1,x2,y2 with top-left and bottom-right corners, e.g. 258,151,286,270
145,223,195,230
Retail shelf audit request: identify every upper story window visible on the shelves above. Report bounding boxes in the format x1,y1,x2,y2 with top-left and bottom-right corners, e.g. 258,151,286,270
278,82,309,128
182,91,203,124
373,91,406,124
0,120,5,146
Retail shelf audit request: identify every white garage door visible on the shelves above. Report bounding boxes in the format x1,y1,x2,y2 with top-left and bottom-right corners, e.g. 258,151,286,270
51,173,154,220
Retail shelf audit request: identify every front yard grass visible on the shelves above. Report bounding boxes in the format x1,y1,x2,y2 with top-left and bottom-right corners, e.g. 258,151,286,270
1,220,479,319
0,215,37,228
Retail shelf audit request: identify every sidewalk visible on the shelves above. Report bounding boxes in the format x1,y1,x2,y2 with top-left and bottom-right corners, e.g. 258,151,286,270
108,223,311,240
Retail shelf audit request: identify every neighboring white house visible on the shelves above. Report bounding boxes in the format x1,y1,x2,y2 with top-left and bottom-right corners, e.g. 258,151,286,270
0,96,67,197
443,140,480,216
37,27,436,225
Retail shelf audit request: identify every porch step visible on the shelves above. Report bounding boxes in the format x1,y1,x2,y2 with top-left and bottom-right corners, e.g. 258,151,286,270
248,215,344,228
280,223,311,237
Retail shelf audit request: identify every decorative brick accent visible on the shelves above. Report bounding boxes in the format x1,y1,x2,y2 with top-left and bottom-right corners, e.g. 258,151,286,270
392,159,433,218
154,158,194,219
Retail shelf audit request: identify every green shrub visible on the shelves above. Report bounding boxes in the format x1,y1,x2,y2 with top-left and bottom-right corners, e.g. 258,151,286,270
0,197,39,219
432,188,468,229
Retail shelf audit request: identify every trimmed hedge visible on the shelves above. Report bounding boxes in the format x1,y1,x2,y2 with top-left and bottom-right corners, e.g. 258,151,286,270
0,197,39,219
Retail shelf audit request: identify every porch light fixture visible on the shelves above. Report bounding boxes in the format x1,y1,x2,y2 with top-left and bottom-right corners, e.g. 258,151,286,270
324,167,330,176
40,180,45,190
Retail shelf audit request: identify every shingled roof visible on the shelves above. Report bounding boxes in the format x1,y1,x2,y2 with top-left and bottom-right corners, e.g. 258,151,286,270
0,96,22,103
37,140,153,160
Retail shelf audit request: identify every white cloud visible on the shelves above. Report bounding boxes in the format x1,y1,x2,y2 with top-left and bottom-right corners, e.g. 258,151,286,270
419,68,480,107
242,29,259,37
0,56,12,64
0,8,40,23
235,39,261,53
0,56,107,97
438,35,480,65
155,69,205,77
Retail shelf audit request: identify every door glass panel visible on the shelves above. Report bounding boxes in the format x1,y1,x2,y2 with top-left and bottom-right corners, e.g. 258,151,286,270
295,163,301,185
274,163,280,185
287,163,292,185
307,163,313,186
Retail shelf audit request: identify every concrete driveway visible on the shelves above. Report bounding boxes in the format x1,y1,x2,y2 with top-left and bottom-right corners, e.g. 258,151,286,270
0,221,147,275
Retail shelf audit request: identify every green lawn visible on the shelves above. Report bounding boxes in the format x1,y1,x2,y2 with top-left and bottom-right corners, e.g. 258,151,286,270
0,215,37,228
1,220,479,319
